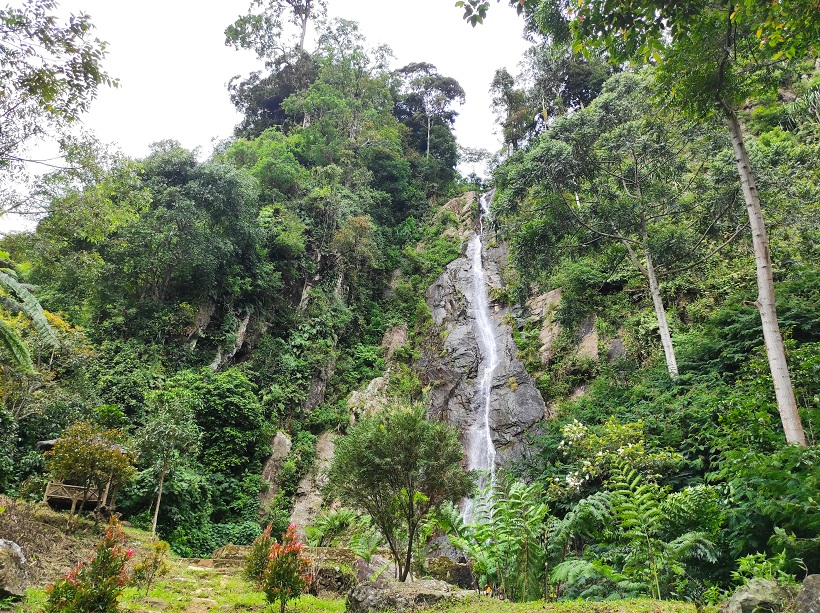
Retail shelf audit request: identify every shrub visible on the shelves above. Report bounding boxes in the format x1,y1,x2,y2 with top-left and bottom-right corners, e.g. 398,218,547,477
244,523,275,585
45,518,133,612
131,540,170,595
262,524,311,613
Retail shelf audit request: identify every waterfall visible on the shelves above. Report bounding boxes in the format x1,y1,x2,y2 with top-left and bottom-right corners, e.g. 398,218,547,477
463,192,499,521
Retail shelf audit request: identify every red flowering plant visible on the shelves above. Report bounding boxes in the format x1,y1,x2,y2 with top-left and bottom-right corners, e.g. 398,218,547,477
244,523,275,585
262,524,312,613
45,518,134,612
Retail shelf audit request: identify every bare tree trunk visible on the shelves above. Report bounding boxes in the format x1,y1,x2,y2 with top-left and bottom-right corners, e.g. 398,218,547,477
298,15,308,52
152,461,168,537
426,116,431,159
725,113,806,446
622,239,679,378
645,250,679,378
400,524,415,582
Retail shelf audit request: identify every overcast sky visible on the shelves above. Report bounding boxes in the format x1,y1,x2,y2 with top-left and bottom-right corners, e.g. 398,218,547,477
2,0,531,233
73,0,529,156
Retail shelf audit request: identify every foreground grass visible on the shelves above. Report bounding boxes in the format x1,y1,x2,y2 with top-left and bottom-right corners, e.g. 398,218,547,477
16,557,343,613
14,546,712,613
432,598,716,613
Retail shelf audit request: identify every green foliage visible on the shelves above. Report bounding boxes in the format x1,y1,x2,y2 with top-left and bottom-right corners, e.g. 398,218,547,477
185,368,269,476
0,0,115,216
130,540,170,595
451,474,549,602
329,403,473,581
45,519,133,613
732,551,799,586
305,507,358,547
0,268,59,371
262,524,312,613
245,523,276,585
47,422,136,520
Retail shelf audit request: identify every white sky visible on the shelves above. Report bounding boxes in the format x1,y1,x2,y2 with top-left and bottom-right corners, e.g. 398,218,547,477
1,0,531,233
77,0,530,156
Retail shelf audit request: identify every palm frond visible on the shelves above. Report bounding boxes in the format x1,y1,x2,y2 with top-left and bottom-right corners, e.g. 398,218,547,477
0,318,33,371
0,269,59,349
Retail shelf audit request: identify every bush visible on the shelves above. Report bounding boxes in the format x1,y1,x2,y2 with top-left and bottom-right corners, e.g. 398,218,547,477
131,540,170,595
45,519,133,613
244,523,275,585
262,524,312,613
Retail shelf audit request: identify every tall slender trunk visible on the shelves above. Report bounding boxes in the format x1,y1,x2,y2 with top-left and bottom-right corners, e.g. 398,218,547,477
725,112,807,446
426,115,432,159
622,239,679,378
298,16,308,52
152,460,168,536
645,250,678,378
297,0,310,52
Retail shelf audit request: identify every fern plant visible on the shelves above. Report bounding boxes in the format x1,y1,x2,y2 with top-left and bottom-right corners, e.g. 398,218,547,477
305,507,358,547
550,463,719,601
608,462,718,599
450,472,550,602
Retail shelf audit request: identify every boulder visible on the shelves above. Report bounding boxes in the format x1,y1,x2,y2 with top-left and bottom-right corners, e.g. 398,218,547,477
347,375,390,419
260,431,292,508
727,579,788,613
382,324,408,362
0,539,29,597
347,579,470,613
797,575,820,613
426,556,474,590
311,564,356,598
575,316,599,361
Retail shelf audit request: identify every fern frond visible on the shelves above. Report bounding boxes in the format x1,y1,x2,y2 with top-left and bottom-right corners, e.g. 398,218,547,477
0,270,59,349
667,531,718,564
0,318,33,371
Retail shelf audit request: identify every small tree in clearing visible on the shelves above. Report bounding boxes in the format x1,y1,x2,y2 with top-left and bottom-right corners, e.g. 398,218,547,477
135,386,200,536
262,524,311,613
328,403,474,581
47,421,136,525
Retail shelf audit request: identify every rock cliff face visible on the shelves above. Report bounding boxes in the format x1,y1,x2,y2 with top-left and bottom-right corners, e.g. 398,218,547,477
421,193,546,467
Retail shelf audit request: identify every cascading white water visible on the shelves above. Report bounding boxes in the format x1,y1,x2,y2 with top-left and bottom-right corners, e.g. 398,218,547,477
463,193,499,521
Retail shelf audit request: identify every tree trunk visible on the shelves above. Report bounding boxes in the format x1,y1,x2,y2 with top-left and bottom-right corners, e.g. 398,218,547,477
725,112,807,446
622,238,679,378
152,461,168,536
400,525,415,582
645,250,679,378
426,116,431,159
298,16,308,53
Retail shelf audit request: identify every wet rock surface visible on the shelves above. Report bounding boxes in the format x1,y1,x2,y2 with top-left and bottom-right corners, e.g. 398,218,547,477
422,201,545,467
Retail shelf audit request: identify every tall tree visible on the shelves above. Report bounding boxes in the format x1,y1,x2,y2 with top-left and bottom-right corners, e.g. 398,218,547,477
395,63,465,159
465,0,817,445
226,0,328,58
136,387,201,536
498,71,745,378
0,0,115,216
